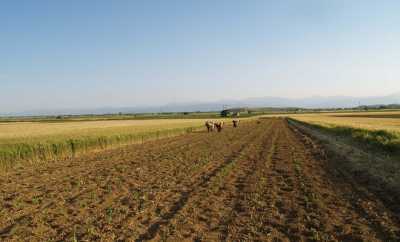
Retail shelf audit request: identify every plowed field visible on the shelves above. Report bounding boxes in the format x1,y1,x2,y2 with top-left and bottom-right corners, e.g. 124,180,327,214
0,119,399,241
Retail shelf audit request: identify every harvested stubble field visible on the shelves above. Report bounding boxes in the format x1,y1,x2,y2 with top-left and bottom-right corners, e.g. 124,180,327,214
0,118,399,241
275,111,400,133
274,111,400,155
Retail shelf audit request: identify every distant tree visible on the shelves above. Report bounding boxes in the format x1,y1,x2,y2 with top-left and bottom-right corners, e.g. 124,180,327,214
220,110,229,117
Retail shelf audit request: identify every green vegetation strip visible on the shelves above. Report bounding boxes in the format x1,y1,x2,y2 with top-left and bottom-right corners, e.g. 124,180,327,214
288,118,400,154
0,112,263,123
0,126,202,171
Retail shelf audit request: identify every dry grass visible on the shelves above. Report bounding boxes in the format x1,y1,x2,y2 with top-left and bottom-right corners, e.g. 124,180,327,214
280,111,400,155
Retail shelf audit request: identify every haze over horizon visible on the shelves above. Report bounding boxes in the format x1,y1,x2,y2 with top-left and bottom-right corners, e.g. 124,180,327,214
1,1,400,113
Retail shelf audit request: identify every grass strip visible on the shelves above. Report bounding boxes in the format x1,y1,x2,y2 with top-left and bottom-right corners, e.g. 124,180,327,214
288,118,400,155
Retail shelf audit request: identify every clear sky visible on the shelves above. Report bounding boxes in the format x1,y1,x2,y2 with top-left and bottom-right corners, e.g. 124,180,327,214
1,0,400,112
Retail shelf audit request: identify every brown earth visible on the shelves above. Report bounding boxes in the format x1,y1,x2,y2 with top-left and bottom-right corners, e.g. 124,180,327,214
0,118,399,242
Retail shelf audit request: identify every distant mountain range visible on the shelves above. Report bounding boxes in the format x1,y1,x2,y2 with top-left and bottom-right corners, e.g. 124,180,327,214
2,92,400,117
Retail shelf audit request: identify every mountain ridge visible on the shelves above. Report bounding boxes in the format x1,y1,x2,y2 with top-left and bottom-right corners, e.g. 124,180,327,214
2,92,400,116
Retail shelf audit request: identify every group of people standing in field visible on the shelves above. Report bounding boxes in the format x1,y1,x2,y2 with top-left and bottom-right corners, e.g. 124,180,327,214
205,119,239,132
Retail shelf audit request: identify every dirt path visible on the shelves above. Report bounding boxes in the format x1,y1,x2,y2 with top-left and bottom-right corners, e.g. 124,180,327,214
0,119,399,241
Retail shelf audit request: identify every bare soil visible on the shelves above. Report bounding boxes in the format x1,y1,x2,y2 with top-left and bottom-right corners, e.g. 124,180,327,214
0,119,399,241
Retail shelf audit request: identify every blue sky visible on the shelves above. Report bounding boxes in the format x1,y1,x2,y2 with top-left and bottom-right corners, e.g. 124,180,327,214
1,0,400,112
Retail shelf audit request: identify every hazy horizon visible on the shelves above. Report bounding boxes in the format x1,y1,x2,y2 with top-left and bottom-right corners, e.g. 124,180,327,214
2,92,400,116
2,1,400,113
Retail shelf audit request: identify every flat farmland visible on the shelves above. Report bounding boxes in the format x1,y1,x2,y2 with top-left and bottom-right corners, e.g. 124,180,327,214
0,119,399,241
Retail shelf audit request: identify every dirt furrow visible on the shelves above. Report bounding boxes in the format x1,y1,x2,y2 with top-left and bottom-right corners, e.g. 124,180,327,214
223,120,281,241
133,121,275,241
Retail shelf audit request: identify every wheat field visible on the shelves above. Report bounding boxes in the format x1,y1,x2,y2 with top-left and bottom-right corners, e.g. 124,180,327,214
0,119,207,144
0,119,220,169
